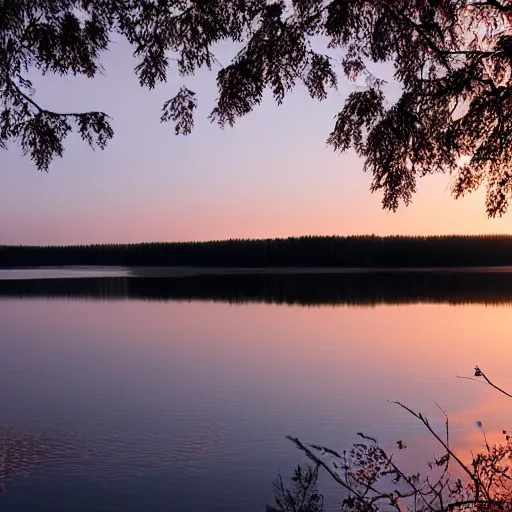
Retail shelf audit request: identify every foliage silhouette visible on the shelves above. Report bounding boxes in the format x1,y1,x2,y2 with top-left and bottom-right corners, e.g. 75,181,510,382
266,465,323,512
275,367,512,511
5,236,512,268
3,1,512,214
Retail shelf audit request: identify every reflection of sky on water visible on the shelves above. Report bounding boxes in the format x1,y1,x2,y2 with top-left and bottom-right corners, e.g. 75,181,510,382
0,295,511,510
0,267,130,280
0,428,50,492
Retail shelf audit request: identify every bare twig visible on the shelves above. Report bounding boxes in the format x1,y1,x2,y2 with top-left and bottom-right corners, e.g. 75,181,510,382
474,366,512,399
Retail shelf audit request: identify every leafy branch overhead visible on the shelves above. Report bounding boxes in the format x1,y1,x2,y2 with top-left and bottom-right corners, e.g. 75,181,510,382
2,1,512,216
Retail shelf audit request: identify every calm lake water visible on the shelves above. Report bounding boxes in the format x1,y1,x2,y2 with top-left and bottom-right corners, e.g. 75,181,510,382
1,268,512,511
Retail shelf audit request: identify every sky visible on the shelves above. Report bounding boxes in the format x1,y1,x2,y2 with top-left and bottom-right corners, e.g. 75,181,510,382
2,39,512,245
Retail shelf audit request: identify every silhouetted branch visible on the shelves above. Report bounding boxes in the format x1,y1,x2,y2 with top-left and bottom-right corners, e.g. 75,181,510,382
277,365,512,511
392,401,481,497
474,366,512,399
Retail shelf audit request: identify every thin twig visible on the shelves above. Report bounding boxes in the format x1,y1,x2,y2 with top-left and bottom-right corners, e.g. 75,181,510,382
474,366,512,399
457,375,487,384
392,402,479,489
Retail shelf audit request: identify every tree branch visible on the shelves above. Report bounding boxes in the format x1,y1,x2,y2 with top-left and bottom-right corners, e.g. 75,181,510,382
5,76,109,119
473,0,512,12
474,366,512,399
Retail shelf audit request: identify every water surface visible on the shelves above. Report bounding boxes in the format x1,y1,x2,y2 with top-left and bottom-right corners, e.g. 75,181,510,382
0,270,511,511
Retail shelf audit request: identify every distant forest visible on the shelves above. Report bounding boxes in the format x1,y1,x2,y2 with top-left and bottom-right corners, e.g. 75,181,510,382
3,235,512,268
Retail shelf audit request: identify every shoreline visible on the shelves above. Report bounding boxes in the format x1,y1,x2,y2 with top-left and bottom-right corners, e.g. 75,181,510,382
1,265,512,280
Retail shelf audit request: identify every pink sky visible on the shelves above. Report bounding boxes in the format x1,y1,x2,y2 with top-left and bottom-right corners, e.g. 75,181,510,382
1,40,511,245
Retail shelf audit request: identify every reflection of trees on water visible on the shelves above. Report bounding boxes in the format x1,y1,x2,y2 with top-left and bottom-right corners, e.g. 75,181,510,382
0,428,48,492
2,271,512,306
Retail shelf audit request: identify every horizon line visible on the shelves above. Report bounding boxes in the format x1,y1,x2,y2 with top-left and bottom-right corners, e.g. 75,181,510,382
3,233,512,248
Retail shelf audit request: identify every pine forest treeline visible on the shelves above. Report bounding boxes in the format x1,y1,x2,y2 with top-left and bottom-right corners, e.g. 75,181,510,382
3,235,512,268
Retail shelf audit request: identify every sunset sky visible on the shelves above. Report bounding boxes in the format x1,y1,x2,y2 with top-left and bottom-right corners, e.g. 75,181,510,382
2,39,512,245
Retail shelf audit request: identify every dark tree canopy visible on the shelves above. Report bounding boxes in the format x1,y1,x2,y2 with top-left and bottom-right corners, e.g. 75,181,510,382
1,1,512,216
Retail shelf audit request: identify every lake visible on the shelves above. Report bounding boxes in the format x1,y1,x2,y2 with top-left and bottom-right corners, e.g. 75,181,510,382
1,268,512,511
